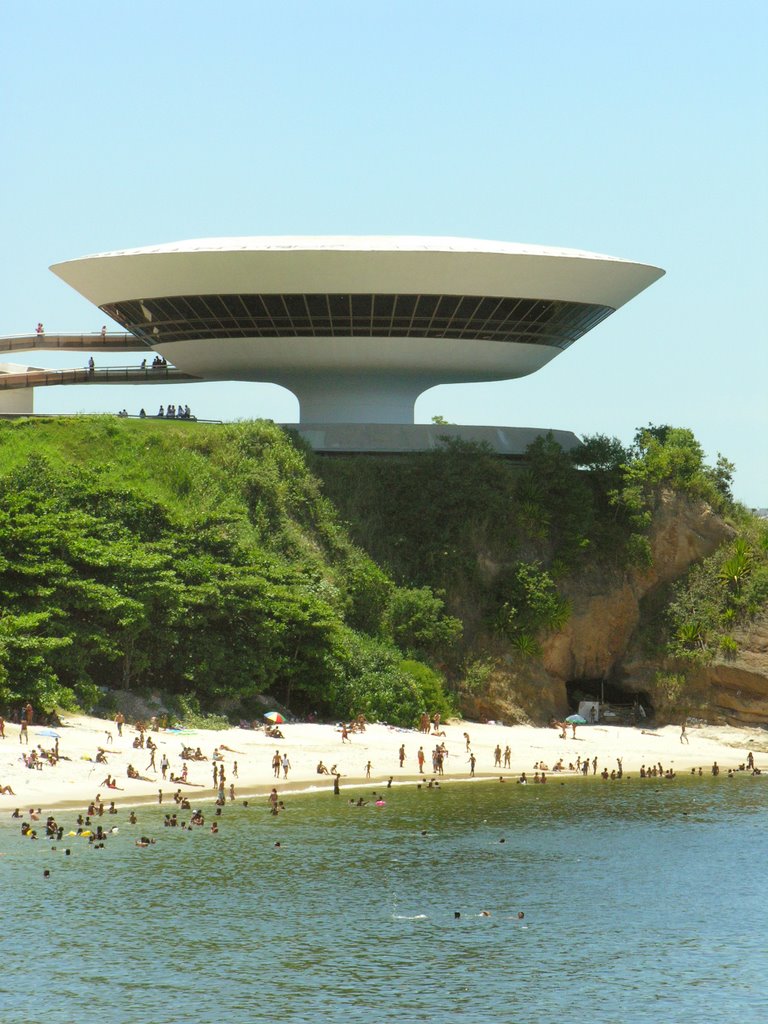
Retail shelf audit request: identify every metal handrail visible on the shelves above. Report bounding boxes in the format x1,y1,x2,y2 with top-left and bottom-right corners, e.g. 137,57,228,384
0,333,149,353
0,365,198,391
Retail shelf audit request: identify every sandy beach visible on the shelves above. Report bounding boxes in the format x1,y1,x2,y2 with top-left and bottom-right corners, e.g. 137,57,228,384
1,712,766,812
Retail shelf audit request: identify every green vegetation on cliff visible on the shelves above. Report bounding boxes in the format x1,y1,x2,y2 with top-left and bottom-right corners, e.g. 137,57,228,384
665,516,768,662
0,417,457,725
0,416,759,726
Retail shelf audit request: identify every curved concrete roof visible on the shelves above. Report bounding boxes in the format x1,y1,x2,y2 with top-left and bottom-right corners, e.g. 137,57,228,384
51,236,664,310
49,236,664,425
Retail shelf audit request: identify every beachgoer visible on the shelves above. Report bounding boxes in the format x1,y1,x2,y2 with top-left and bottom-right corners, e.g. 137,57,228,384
398,744,406,767
281,753,291,779
468,753,476,777
417,747,425,774
115,712,124,736
365,760,372,779
680,720,689,744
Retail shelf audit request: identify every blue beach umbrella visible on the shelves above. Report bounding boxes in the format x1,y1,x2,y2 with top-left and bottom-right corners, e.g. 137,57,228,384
565,715,588,725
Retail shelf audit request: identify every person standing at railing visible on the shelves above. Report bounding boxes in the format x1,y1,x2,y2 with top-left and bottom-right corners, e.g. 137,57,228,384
88,356,95,375
101,325,107,338
36,322,44,335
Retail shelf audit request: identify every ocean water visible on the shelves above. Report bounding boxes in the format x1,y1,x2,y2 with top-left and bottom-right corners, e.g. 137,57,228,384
1,775,766,1024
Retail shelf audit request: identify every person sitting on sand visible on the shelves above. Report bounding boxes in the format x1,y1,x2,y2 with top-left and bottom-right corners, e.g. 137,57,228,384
0,783,15,795
95,749,109,764
316,761,330,774
127,764,140,779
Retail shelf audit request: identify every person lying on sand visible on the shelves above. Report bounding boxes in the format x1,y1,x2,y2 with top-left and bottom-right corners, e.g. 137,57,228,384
168,774,204,786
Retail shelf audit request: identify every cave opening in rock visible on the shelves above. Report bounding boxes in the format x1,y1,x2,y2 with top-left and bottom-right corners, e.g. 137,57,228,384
566,679,655,719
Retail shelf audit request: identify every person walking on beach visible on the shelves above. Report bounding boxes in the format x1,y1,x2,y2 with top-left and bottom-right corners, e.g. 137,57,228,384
115,712,124,737
272,750,281,778
468,753,476,777
398,744,406,767
160,754,169,780
680,720,689,744
365,760,372,778
592,757,598,776
503,745,511,768
417,747,425,774
146,745,157,772
494,744,502,767
281,753,291,779
19,719,28,745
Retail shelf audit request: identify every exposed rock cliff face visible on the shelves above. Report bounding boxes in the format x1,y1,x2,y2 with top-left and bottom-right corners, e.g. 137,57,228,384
541,492,733,684
475,493,743,723
678,612,768,725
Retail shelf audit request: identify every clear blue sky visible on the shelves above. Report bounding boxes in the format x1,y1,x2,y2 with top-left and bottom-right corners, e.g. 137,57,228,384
2,1,766,504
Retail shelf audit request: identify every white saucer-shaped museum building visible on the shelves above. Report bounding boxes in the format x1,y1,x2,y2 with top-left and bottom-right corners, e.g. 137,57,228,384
51,236,664,435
